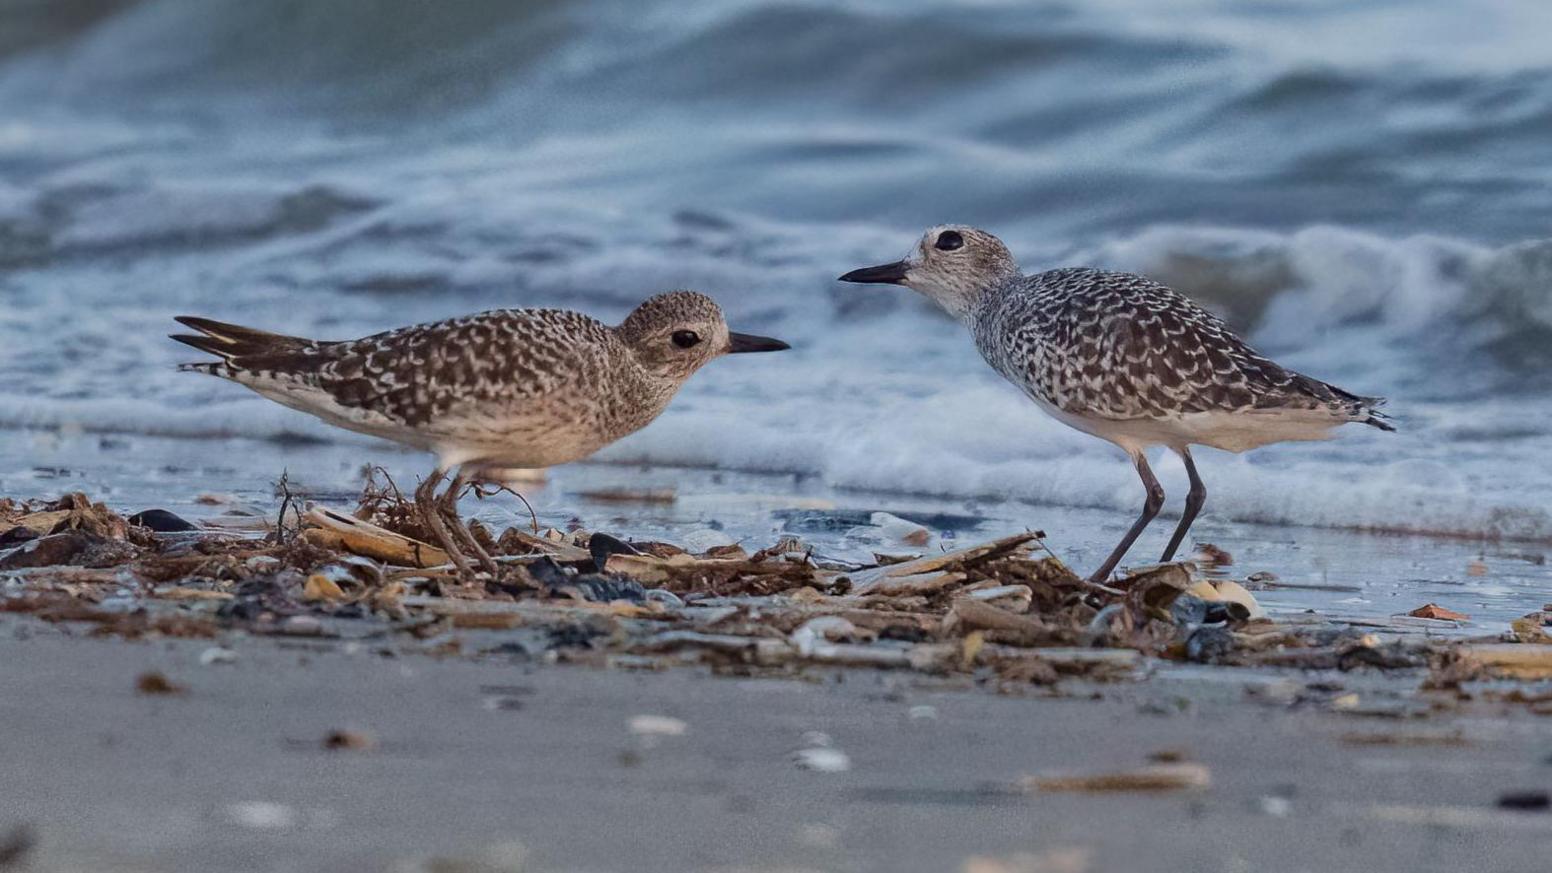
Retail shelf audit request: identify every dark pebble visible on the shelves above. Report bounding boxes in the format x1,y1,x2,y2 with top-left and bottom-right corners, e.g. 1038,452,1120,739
0,531,95,570
0,526,38,549
1204,601,1251,624
1186,625,1237,663
1170,593,1210,626
547,621,610,648
1497,790,1551,812
774,509,876,532
588,532,642,571
568,575,646,604
525,557,569,588
128,509,198,533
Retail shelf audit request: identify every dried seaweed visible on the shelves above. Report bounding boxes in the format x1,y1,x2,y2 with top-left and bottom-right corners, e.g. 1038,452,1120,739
0,486,1531,691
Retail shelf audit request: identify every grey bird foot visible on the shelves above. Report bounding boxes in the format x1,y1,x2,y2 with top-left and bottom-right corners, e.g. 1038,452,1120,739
466,479,541,535
413,472,478,582
438,480,499,578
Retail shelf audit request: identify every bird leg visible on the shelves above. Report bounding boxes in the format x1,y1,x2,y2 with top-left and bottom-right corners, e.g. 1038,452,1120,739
438,472,499,578
469,479,541,535
414,469,471,579
1088,452,1165,585
1159,448,1206,563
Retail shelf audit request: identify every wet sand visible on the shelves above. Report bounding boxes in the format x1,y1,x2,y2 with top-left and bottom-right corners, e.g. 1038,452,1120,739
1,621,1550,873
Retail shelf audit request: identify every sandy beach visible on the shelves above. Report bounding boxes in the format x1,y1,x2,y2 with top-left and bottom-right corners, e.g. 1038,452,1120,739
3,615,1552,873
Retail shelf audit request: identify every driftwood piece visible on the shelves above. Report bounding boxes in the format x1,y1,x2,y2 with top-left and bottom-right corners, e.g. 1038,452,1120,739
843,532,1043,596
497,528,592,563
1461,644,1552,680
303,507,449,568
945,597,1053,647
1023,763,1211,793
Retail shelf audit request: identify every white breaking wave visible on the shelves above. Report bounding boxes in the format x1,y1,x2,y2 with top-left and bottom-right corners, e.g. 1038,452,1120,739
4,231,1550,542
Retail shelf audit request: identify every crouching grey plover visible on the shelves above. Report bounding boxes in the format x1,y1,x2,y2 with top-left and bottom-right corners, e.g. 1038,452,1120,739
841,226,1393,584
172,291,789,576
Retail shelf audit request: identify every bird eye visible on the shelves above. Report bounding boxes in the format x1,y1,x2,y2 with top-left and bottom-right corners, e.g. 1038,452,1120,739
671,330,701,349
935,230,964,251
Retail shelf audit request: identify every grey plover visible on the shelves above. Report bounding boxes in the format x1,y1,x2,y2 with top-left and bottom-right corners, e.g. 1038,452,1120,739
841,225,1393,584
172,291,789,575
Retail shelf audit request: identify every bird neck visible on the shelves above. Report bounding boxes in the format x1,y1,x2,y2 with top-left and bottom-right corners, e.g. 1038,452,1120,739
612,365,683,433
949,272,1022,325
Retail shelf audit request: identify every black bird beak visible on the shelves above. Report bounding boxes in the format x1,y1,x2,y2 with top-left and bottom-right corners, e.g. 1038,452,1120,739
727,332,791,354
838,260,910,285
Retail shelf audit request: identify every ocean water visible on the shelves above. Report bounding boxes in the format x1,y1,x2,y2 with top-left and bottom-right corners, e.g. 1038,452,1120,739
2,0,1551,547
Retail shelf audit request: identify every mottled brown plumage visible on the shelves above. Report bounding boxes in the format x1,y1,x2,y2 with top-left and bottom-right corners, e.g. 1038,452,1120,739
173,291,789,471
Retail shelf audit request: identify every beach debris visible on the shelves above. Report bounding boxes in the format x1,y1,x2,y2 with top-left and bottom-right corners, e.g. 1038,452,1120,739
1021,762,1210,793
1497,790,1551,812
791,616,872,655
1509,612,1552,644
1407,603,1470,622
222,801,298,831
866,511,932,546
843,531,1053,596
1367,803,1552,830
794,743,852,773
128,509,199,532
775,508,876,532
1340,729,1469,747
0,824,36,869
0,526,139,570
1184,579,1264,621
4,493,132,540
1,484,1540,698
1191,543,1233,566
1258,795,1293,817
945,598,1052,648
323,729,376,751
1460,644,1552,680
578,487,676,504
394,840,529,873
961,848,1093,873
303,506,449,568
628,715,688,738
303,573,347,602
199,646,239,666
135,671,186,695
677,528,738,553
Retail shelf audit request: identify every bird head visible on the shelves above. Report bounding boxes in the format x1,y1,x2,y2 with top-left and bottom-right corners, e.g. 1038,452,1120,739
618,291,789,382
839,225,1019,319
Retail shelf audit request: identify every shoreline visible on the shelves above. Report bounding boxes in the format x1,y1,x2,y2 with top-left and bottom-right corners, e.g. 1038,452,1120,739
5,421,1550,548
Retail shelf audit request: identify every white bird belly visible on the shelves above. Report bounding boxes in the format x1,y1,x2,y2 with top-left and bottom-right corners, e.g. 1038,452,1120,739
1028,392,1345,455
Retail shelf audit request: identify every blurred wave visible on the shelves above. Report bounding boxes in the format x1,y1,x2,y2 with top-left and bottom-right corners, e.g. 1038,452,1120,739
1,0,1550,538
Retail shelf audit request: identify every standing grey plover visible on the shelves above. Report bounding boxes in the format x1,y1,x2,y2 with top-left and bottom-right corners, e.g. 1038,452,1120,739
172,291,789,575
841,225,1393,584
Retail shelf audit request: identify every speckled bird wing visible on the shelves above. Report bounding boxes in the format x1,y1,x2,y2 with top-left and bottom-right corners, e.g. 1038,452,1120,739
990,269,1357,420
275,309,616,427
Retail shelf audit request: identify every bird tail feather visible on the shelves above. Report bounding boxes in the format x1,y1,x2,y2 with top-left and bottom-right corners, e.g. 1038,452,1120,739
171,316,310,358
171,316,314,377
1358,396,1396,432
